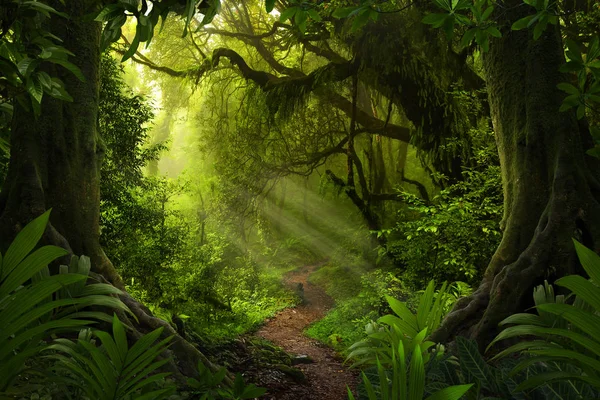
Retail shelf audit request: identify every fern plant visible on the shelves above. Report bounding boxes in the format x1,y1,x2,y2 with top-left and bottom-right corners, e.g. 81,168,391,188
488,239,600,395
0,210,128,394
47,314,175,400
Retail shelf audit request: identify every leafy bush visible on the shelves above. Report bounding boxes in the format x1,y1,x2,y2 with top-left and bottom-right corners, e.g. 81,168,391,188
488,239,600,396
348,341,472,400
387,129,502,288
346,281,473,399
347,281,451,367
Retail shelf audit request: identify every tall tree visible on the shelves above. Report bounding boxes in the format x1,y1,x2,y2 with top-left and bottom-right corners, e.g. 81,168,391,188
431,2,600,346
0,0,215,379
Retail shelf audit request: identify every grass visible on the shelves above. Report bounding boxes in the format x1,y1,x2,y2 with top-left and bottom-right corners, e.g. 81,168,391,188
305,262,373,352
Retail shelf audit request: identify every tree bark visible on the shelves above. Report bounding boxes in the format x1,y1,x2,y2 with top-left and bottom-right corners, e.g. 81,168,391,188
431,10,600,348
0,0,216,381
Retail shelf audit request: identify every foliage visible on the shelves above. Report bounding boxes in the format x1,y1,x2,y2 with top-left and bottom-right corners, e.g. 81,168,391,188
452,336,527,399
47,315,175,400
0,210,128,395
0,0,83,125
345,281,473,399
305,263,384,350
488,239,600,395
96,0,222,61
98,53,297,340
387,129,502,287
187,361,267,400
347,342,473,400
347,280,452,367
98,54,181,303
437,335,598,399
99,54,161,198
103,177,189,304
418,0,600,119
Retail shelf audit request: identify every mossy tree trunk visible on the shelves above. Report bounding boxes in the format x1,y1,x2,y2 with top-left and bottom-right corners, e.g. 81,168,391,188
431,7,600,348
0,1,214,380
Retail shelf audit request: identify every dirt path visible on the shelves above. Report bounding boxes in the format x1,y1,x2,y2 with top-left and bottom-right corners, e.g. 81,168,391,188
255,265,358,400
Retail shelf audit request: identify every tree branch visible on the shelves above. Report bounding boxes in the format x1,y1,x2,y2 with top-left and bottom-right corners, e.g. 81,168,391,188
123,48,412,143
204,21,291,40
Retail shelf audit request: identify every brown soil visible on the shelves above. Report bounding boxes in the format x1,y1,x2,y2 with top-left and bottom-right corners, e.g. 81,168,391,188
255,265,358,400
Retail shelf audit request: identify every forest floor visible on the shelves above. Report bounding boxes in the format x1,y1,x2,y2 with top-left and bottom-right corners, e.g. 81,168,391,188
254,264,358,399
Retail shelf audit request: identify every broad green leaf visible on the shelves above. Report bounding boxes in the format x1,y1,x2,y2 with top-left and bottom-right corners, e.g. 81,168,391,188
416,281,435,330
515,371,600,392
408,343,425,399
0,245,68,297
536,303,600,340
36,71,53,89
426,384,474,400
422,13,449,28
486,26,501,37
460,28,477,49
295,10,309,33
577,104,585,119
332,7,357,18
499,313,544,326
351,9,370,32
533,17,548,40
2,210,52,278
46,58,85,82
512,15,534,30
556,275,600,310
573,239,600,283
481,6,494,20
22,1,67,18
378,314,418,338
308,9,322,22
94,4,125,22
26,75,43,104
588,36,600,60
565,39,583,62
279,7,298,22
457,336,494,386
265,0,275,13
121,32,141,62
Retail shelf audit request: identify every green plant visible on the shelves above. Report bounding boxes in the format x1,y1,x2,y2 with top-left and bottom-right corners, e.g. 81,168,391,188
452,336,529,399
347,336,473,400
0,210,126,395
488,239,600,395
348,281,451,367
347,281,474,398
187,360,267,399
47,314,175,400
387,136,502,287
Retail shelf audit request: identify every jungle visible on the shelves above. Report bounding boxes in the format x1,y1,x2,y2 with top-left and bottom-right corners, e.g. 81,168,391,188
1,0,600,399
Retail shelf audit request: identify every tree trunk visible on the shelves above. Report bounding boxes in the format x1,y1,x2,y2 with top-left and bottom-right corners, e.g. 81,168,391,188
431,10,600,348
0,1,216,381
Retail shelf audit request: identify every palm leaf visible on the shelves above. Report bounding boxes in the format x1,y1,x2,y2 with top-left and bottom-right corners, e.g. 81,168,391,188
1,210,52,280
50,315,175,400
409,343,425,399
425,384,474,400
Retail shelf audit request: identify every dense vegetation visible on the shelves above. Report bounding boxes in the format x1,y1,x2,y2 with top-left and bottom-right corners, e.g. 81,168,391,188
1,0,600,399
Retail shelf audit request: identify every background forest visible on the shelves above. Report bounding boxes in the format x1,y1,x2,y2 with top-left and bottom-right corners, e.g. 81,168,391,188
1,0,600,399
